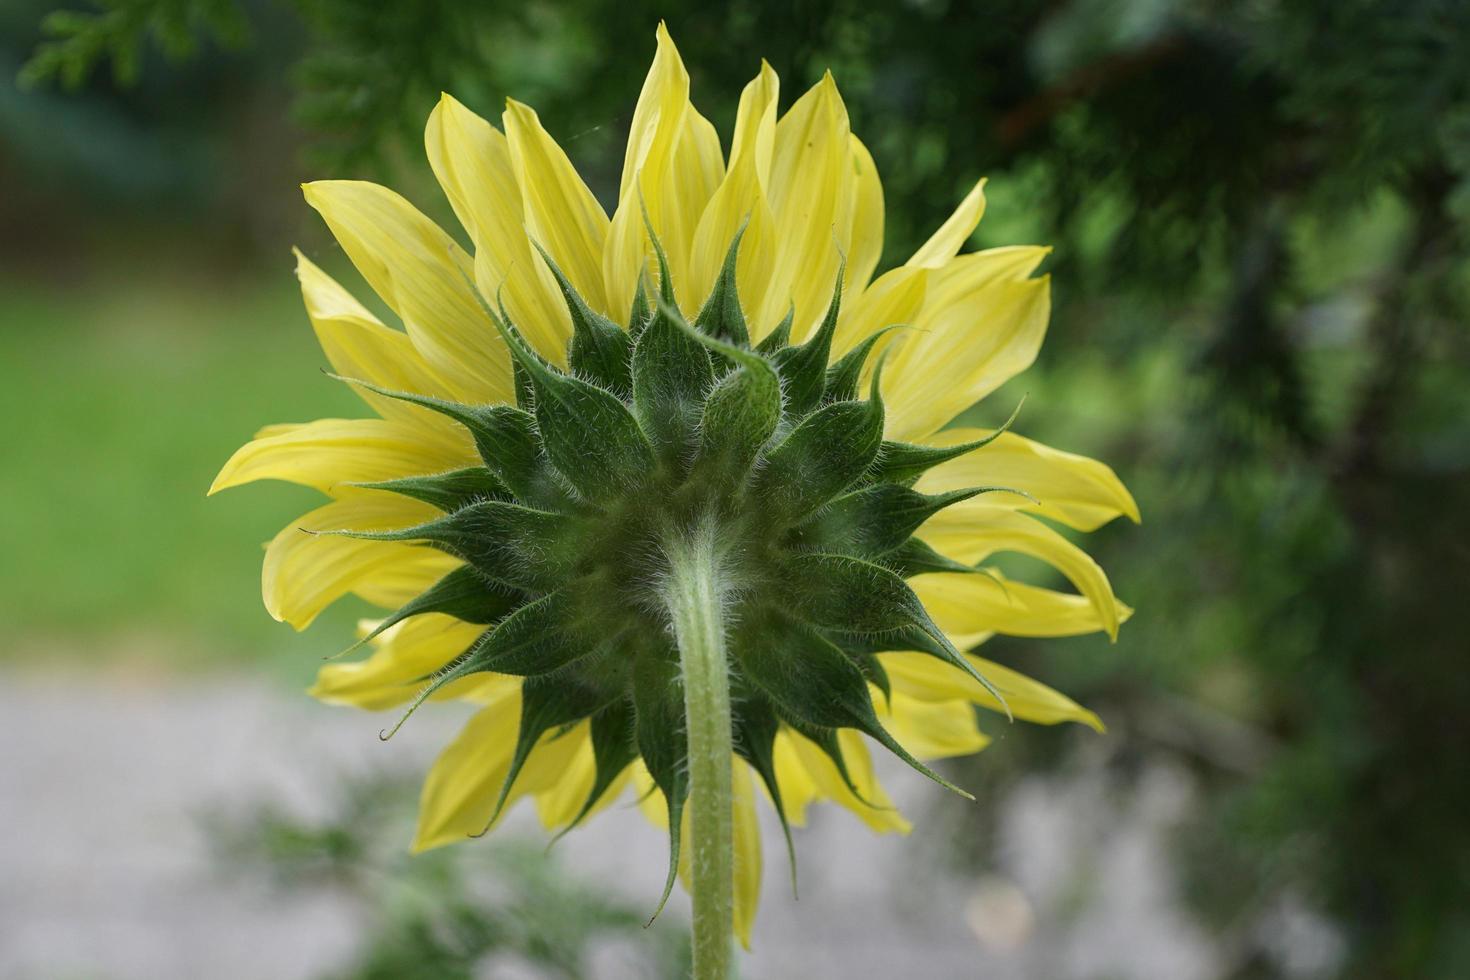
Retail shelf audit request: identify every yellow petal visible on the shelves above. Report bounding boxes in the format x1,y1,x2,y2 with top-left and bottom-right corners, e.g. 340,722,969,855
913,570,1132,639
832,265,928,357
758,73,854,341
425,94,569,360
503,99,611,314
878,691,991,759
731,759,763,950
535,753,633,832
348,551,465,610
413,697,592,852
918,505,1122,638
881,650,1103,730
787,728,910,834
294,249,476,423
847,135,885,292
261,495,452,630
906,179,986,268
687,61,780,325
310,614,497,710
603,24,696,319
885,270,1050,441
915,428,1140,531
610,32,725,318
770,731,819,827
301,181,514,402
210,418,473,497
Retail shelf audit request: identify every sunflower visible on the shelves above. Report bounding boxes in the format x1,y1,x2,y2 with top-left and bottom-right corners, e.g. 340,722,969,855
212,23,1135,967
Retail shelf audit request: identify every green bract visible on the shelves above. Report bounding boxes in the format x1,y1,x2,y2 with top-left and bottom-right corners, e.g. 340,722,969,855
331,231,1009,905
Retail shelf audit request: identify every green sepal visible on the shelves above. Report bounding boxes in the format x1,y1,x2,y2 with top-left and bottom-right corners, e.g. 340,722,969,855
870,399,1024,485
661,297,781,479
631,294,714,463
754,305,794,353
549,697,640,846
736,608,970,799
825,622,951,660
849,648,893,706
512,356,536,411
458,592,589,676
693,224,751,346
728,683,799,895
791,485,983,558
884,537,981,576
478,667,625,835
533,242,633,398
335,499,573,592
343,564,521,655
325,375,557,506
631,642,689,924
753,373,885,524
824,324,904,405
772,259,844,417
784,552,1011,716
487,312,655,501
628,278,654,339
351,467,507,512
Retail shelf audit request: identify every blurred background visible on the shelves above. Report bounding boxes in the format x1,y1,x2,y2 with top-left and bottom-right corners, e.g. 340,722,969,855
3,1,1469,977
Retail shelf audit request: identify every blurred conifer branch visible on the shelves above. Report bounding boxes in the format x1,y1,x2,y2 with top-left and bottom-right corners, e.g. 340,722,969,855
19,0,249,89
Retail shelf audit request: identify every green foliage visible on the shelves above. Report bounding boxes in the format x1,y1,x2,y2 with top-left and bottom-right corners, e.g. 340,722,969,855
20,0,248,89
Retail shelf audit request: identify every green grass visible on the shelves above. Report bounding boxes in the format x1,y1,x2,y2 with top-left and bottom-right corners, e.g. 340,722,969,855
0,266,384,677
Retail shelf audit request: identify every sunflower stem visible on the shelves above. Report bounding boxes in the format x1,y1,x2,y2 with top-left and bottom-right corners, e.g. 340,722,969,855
664,524,734,980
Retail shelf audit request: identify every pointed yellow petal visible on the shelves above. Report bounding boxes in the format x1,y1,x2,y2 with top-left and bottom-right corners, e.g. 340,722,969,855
262,495,453,630
916,428,1140,531
770,731,819,827
918,505,1122,638
533,733,597,829
210,418,473,497
878,691,991,758
731,759,763,950
907,179,986,268
758,73,854,341
788,728,910,834
603,26,725,318
294,249,476,422
832,265,928,357
687,61,779,324
310,614,497,710
503,99,610,313
881,651,1104,730
414,712,589,852
885,270,1050,441
301,181,514,402
912,571,1132,640
847,135,885,292
425,94,569,360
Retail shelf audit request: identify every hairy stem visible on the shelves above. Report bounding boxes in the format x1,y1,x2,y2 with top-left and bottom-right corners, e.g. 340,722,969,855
664,525,734,980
